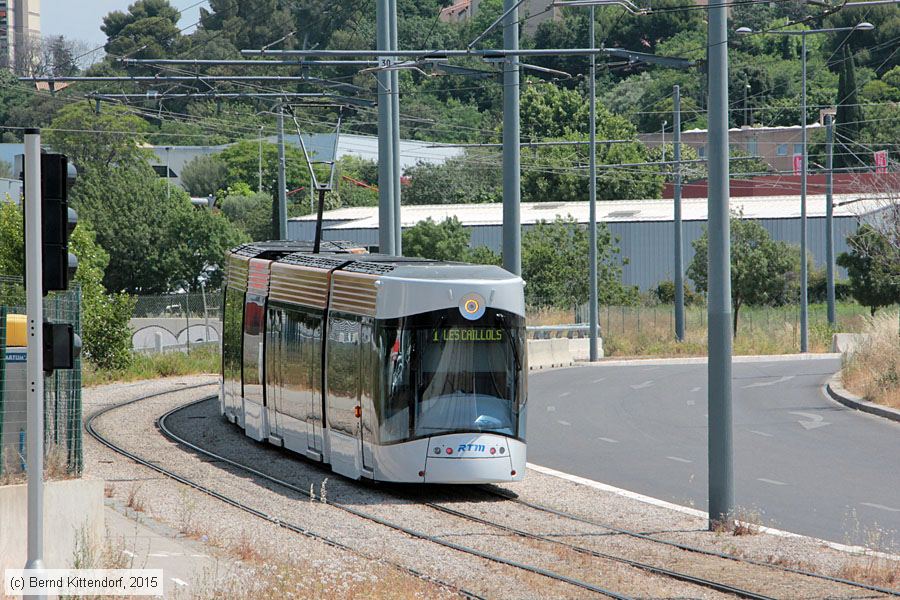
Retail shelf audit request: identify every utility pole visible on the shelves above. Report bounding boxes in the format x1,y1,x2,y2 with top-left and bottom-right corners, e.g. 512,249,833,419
799,34,809,352
23,129,46,592
376,0,395,255
276,102,288,240
673,85,685,342
588,5,599,361
707,4,734,529
258,126,264,193
825,113,836,326
502,0,522,275
389,0,402,255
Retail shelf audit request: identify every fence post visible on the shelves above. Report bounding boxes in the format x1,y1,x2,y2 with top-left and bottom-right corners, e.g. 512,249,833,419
201,283,210,343
0,305,5,477
184,295,191,354
154,332,163,354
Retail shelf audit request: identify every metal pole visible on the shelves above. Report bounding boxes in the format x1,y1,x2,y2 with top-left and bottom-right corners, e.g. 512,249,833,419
588,6,598,362
706,6,734,529
376,0,395,255
276,102,288,240
258,127,263,193
389,0,402,255
24,129,46,586
166,147,171,199
502,0,522,275
800,34,809,352
673,85,685,342
200,282,210,345
825,113,836,325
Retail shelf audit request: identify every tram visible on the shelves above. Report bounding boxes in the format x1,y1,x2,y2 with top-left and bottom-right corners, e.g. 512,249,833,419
220,241,527,483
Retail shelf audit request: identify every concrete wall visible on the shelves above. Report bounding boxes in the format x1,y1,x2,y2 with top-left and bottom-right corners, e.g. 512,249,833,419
0,479,105,572
129,318,222,350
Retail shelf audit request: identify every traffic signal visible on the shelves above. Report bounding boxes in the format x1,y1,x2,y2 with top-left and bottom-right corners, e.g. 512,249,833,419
39,154,78,294
43,321,82,374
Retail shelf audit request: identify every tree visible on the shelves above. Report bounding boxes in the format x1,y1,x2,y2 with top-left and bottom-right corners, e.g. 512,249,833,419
835,45,863,169
180,154,229,197
219,192,277,241
402,217,472,262
838,224,900,316
200,0,297,53
0,197,135,370
688,215,796,335
102,0,188,60
522,216,635,307
217,141,310,196
403,154,501,205
44,103,150,169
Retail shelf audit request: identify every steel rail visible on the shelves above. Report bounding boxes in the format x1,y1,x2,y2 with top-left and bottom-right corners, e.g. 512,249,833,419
422,501,777,600
155,399,631,599
84,385,484,600
482,487,900,597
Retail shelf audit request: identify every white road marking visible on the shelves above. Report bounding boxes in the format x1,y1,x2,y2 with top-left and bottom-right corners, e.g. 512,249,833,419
597,437,619,444
749,430,774,437
789,411,830,430
148,553,169,558
559,391,571,398
546,406,556,412
666,456,692,464
121,550,135,557
686,400,696,406
593,378,606,383
742,375,795,389
690,387,701,393
190,554,209,558
527,463,900,561
861,502,900,513
558,420,571,426
171,578,189,587
757,478,787,486
630,380,654,390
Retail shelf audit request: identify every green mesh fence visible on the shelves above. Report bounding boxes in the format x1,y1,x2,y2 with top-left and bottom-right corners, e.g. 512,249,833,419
1,276,82,478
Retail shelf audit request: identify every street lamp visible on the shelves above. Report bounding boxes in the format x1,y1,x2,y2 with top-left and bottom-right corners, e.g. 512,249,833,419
736,22,874,351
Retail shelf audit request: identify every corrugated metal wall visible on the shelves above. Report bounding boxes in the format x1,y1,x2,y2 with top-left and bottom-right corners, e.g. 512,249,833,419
288,216,861,290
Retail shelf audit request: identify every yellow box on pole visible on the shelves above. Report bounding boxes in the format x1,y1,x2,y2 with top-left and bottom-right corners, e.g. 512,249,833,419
5,314,27,347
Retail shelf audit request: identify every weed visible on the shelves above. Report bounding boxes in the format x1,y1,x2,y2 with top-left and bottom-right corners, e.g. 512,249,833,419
842,311,900,408
177,488,200,536
126,483,145,513
83,346,219,387
320,477,329,504
104,482,115,498
231,530,259,562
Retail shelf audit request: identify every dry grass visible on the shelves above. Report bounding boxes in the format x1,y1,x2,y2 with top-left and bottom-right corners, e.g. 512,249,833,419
230,530,261,562
841,311,900,408
711,508,762,537
836,555,900,587
83,346,220,387
126,483,145,513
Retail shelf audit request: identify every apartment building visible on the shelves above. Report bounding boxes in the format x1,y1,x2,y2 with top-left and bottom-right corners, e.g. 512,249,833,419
1,0,41,73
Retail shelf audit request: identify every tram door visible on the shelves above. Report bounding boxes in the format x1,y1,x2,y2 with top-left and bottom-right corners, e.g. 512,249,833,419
359,320,376,474
264,308,283,442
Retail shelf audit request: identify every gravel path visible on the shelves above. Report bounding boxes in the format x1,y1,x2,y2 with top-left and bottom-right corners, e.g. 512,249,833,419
83,378,899,599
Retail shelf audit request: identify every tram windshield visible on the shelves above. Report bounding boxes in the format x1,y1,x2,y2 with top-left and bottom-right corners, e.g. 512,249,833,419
378,309,525,444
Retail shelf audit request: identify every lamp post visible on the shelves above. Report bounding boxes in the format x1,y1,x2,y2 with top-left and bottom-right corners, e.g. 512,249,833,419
736,22,874,352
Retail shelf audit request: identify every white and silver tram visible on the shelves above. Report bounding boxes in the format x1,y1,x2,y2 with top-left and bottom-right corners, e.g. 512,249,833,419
221,241,527,483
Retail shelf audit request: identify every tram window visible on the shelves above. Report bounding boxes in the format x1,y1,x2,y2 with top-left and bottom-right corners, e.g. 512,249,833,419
279,306,322,423
377,327,411,443
223,288,244,393
242,295,265,405
327,316,360,436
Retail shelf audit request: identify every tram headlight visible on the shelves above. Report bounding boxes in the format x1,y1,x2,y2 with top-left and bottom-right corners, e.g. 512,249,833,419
459,292,486,320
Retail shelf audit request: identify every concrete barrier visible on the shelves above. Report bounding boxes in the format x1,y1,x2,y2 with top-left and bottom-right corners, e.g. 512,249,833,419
526,338,574,370
568,337,604,361
0,479,105,572
831,333,869,355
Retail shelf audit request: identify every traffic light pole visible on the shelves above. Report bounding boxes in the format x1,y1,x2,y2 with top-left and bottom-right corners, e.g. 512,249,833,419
23,128,46,592
673,85,685,342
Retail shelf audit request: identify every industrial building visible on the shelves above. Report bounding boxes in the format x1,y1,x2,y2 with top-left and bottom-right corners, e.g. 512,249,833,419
289,195,894,291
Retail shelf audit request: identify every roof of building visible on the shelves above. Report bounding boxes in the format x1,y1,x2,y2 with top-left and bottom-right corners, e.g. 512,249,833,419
290,194,894,230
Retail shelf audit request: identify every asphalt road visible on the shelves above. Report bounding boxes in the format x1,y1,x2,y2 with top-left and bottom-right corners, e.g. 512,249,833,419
528,356,900,551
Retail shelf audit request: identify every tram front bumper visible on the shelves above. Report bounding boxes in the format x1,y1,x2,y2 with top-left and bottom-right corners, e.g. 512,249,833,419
423,435,525,483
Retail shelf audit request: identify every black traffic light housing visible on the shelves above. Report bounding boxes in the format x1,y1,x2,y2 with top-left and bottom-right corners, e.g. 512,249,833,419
38,154,78,294
43,321,82,374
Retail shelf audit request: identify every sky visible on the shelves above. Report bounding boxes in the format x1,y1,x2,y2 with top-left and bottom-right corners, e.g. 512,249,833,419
41,0,209,58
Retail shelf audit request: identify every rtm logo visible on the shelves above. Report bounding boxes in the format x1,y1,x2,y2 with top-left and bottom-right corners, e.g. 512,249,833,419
457,444,486,453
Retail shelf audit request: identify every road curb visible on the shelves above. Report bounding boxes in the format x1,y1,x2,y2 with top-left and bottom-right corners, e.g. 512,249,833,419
825,372,900,424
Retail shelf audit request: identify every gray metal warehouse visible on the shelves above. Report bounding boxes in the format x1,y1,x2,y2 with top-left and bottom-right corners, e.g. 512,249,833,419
288,194,893,290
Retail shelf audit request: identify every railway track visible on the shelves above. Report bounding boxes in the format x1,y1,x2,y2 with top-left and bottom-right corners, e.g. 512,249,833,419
478,486,900,598
85,385,485,600
89,387,899,599
156,395,812,600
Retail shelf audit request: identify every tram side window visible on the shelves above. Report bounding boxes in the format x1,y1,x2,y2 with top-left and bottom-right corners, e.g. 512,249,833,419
242,295,265,405
223,288,244,391
279,306,322,423
326,315,360,436
376,325,412,443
